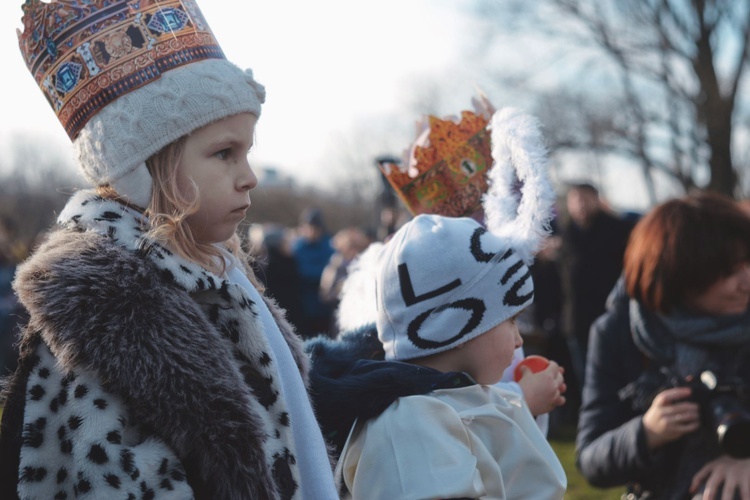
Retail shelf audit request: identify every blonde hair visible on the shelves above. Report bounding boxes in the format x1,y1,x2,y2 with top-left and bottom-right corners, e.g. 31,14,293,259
134,136,257,282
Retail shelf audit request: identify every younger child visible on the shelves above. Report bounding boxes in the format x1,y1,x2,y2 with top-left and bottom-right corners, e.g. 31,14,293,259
335,214,567,499
0,1,336,498
310,107,567,498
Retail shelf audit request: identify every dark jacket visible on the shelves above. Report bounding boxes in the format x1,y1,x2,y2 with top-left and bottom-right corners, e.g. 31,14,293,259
259,247,304,332
305,327,473,456
558,211,632,348
576,279,750,499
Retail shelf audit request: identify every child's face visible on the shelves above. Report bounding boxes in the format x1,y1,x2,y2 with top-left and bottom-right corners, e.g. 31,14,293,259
460,315,523,385
177,113,258,243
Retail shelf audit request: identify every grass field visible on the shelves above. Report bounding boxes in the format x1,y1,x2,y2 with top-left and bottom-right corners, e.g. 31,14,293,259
549,425,625,500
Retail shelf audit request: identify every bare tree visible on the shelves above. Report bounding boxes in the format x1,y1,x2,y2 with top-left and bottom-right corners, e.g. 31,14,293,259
474,0,750,200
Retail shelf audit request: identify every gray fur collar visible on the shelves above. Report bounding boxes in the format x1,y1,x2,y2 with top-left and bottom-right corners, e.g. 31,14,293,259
58,190,237,294
12,191,311,499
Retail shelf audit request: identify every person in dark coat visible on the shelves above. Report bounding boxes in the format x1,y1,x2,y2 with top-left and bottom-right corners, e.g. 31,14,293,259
557,182,634,405
576,192,750,500
292,208,335,339
250,224,305,333
0,225,20,377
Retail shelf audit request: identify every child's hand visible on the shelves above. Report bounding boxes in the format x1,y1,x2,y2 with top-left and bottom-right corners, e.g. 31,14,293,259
517,361,566,416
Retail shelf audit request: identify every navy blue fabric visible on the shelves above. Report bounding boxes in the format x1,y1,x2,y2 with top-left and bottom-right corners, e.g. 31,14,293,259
292,235,335,337
305,327,474,455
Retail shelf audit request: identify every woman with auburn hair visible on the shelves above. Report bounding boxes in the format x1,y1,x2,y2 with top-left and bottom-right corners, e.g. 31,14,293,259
576,192,750,500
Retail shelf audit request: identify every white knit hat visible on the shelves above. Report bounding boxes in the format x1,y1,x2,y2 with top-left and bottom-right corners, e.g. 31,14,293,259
18,0,264,208
372,107,556,360
376,214,535,360
75,59,264,207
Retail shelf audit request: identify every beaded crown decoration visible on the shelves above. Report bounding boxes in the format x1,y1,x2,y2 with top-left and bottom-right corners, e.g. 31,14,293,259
18,0,225,140
381,107,493,218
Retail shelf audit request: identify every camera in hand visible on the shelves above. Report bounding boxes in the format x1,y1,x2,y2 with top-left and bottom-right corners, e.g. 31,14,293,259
621,367,750,458
683,370,750,458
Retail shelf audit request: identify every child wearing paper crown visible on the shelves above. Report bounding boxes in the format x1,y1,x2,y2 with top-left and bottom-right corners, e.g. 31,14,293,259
0,1,337,499
346,98,566,426
308,108,567,498
396,95,568,432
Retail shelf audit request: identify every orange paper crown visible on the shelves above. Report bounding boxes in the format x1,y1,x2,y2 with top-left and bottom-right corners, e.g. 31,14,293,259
381,109,492,217
18,0,225,140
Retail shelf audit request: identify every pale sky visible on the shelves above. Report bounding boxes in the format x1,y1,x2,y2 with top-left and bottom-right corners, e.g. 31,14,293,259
0,0,476,187
1,0,661,211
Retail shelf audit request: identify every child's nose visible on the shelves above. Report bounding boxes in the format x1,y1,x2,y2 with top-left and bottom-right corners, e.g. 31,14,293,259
239,162,258,191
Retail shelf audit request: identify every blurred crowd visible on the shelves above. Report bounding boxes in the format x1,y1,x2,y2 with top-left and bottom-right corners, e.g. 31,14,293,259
0,181,690,418
237,181,639,435
3,182,750,498
246,208,373,340
0,217,31,378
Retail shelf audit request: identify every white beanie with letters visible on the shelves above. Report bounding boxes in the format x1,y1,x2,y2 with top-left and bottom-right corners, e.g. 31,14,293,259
375,107,556,361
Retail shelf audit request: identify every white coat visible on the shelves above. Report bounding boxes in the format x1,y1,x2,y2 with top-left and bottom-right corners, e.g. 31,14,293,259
338,384,567,500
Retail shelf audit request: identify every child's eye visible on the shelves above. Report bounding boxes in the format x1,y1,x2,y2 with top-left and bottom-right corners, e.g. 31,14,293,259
214,148,232,160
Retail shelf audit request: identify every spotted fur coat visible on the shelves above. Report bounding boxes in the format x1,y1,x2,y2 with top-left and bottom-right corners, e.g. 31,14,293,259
0,191,312,500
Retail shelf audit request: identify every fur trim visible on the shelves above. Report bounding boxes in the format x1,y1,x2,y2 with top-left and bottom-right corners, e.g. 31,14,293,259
482,107,555,265
15,341,193,499
9,192,314,499
14,230,280,498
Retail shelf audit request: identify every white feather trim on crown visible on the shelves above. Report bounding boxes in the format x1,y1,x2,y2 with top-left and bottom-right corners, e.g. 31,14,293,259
335,242,384,332
482,107,556,265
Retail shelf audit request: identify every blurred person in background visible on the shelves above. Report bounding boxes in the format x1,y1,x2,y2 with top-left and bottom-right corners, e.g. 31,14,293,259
557,182,634,413
248,223,304,333
319,226,371,317
519,223,573,435
292,208,335,339
577,192,750,500
0,218,22,377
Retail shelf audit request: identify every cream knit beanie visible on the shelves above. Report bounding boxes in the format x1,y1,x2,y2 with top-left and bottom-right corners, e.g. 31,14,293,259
74,59,264,207
18,0,264,208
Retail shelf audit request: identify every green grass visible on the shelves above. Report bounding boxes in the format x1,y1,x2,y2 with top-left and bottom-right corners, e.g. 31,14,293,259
549,425,625,500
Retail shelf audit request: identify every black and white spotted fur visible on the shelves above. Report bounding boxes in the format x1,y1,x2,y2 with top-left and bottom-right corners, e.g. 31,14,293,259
0,191,313,499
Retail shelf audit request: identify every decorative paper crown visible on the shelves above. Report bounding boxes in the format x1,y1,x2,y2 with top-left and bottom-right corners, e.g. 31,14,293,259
338,106,555,335
19,0,223,140
375,107,555,360
379,98,494,218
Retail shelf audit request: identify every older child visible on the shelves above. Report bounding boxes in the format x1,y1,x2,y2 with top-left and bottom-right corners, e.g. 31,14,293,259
310,108,567,498
0,1,336,498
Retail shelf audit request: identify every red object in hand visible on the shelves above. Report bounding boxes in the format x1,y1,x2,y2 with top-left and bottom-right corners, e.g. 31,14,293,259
513,355,550,382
